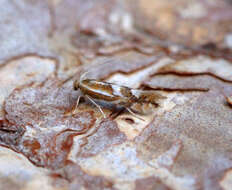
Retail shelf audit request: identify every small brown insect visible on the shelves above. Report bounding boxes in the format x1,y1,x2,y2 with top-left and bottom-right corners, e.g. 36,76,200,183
73,74,165,119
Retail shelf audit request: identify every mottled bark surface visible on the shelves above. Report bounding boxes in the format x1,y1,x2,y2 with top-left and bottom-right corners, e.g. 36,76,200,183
0,0,232,190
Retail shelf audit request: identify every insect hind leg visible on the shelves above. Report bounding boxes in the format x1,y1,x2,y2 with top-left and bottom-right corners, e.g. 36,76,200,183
86,95,106,118
126,108,145,121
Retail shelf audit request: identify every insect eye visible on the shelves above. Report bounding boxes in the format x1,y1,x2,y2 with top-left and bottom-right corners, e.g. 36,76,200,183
73,81,79,90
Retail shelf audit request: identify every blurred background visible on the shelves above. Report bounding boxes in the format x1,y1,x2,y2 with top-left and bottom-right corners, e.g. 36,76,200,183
0,1,232,190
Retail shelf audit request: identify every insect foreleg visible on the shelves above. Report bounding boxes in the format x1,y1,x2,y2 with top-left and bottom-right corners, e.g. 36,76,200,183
86,95,106,118
73,95,81,114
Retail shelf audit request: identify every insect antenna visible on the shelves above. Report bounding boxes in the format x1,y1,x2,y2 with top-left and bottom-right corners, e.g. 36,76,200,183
79,57,117,82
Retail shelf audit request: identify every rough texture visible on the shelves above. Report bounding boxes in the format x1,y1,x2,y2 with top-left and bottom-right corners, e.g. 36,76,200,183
0,0,232,190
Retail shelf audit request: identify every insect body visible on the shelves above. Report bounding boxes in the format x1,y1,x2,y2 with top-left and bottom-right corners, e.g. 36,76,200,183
73,78,165,118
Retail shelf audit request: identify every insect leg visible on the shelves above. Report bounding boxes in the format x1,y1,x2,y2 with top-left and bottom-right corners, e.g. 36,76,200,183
86,95,106,118
73,96,81,114
126,108,145,121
